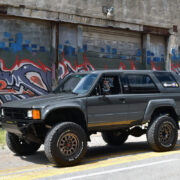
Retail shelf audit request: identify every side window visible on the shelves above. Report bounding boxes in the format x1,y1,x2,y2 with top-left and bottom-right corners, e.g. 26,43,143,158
154,72,179,88
122,74,159,94
91,75,121,96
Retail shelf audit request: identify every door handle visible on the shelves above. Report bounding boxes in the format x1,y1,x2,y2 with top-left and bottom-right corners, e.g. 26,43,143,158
119,98,126,103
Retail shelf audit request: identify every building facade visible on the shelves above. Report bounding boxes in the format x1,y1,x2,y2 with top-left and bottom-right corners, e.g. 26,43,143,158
0,0,180,103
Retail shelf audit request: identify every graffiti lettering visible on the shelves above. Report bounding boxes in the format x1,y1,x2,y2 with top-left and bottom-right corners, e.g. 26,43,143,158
0,57,51,104
58,53,95,81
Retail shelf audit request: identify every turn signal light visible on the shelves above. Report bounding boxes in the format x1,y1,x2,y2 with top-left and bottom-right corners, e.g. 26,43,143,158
32,109,41,120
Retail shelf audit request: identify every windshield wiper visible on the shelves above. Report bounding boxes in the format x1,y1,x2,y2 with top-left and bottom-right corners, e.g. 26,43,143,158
53,89,78,95
53,89,67,94
72,92,78,95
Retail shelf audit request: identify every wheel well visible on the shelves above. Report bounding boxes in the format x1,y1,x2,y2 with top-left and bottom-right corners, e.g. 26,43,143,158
151,107,179,128
45,108,88,133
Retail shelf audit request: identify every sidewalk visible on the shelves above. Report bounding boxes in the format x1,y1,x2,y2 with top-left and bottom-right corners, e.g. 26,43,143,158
1,130,180,152
88,133,148,147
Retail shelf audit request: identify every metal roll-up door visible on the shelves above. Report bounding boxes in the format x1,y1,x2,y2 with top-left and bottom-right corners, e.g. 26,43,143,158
82,26,142,70
147,34,166,70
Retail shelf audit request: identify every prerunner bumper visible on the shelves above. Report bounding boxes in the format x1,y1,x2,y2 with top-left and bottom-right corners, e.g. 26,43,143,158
1,117,43,136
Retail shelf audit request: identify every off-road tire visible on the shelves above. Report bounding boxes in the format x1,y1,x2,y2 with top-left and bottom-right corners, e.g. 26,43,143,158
147,115,178,152
102,130,129,146
6,132,41,155
44,122,87,167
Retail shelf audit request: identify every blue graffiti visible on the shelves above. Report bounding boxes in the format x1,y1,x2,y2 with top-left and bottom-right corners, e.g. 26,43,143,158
84,44,142,60
0,59,52,104
171,48,180,61
100,48,105,53
78,48,84,53
61,40,76,56
0,32,47,53
4,32,11,38
136,49,142,56
59,42,76,56
0,42,5,49
83,44,87,52
146,50,165,64
64,46,76,56
106,45,111,54
58,41,142,61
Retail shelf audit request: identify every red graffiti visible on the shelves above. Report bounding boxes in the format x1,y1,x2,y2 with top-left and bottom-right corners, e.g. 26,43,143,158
23,90,35,97
151,62,161,71
0,56,51,97
59,53,95,79
0,80,7,90
30,76,45,89
171,62,180,72
130,61,136,70
118,61,136,70
118,62,126,70
0,56,51,72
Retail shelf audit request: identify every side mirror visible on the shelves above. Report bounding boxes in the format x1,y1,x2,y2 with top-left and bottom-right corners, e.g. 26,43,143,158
91,86,100,96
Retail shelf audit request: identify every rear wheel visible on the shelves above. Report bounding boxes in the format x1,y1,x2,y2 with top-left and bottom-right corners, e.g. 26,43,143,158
44,122,87,167
102,130,129,146
147,115,178,152
6,132,41,155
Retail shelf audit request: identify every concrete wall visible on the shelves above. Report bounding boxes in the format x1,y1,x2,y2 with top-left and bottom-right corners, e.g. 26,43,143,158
57,24,167,74
0,0,179,60
0,0,179,28
0,17,52,104
0,0,180,103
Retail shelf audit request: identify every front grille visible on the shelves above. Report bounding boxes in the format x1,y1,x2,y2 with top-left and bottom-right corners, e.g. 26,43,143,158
4,108,27,119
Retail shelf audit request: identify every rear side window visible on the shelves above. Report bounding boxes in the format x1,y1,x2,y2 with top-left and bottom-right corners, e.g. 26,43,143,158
154,72,179,88
122,74,159,94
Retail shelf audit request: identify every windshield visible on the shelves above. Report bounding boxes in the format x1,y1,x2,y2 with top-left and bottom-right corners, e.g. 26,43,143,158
53,73,98,94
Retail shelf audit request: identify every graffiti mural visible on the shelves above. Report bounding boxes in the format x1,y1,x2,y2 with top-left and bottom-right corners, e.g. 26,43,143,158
58,53,95,81
146,50,165,64
171,48,180,74
171,62,180,74
171,48,180,61
0,57,51,104
0,28,52,104
0,29,179,105
0,49,177,104
0,32,48,53
57,52,147,82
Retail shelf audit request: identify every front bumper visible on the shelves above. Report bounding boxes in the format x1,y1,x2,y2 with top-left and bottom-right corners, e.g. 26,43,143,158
1,117,43,135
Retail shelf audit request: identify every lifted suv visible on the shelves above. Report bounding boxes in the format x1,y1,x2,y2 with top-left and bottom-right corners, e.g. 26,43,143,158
1,70,180,166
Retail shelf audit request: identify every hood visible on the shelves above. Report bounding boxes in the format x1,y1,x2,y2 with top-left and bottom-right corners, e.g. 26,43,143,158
2,93,79,109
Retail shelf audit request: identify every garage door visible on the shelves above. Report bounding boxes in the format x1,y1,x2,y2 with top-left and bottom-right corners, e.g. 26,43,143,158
82,26,142,70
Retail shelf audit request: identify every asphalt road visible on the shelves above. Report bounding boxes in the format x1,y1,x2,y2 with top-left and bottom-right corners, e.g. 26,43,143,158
0,133,180,180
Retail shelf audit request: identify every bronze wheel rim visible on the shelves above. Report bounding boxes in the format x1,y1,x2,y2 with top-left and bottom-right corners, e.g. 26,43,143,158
158,122,174,147
58,132,79,156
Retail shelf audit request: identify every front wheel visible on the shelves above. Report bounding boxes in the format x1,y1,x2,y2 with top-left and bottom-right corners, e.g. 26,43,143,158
6,132,41,155
102,130,129,146
44,122,87,167
147,115,178,152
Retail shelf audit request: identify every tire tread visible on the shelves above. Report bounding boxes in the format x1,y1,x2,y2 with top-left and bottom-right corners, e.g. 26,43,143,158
147,115,178,152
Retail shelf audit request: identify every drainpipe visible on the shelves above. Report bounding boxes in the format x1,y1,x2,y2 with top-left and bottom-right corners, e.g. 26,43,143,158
166,26,178,71
166,33,176,71
51,22,59,89
143,33,151,70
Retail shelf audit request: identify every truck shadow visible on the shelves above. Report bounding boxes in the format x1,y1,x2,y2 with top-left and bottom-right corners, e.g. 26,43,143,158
19,139,180,166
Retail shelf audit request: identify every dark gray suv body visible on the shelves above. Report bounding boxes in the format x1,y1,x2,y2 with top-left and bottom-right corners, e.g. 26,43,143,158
1,70,180,166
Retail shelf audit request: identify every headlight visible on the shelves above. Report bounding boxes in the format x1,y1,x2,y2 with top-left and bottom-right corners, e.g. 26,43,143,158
27,109,41,120
1,108,4,116
27,110,33,118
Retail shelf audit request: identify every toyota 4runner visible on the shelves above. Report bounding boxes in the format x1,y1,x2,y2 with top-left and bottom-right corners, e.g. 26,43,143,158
1,70,180,166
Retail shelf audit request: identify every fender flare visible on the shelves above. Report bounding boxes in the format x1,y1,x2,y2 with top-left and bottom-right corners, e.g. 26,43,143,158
143,99,178,124
42,105,87,123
